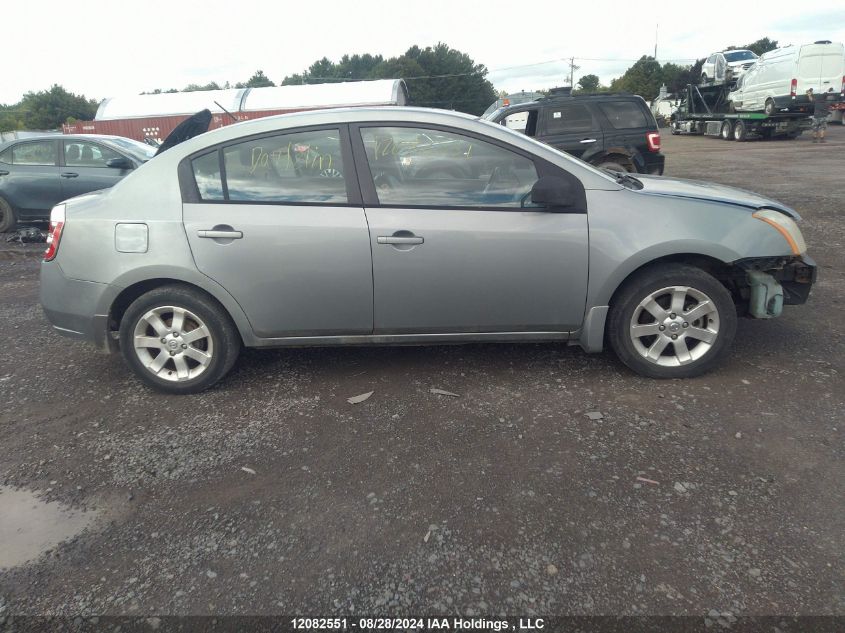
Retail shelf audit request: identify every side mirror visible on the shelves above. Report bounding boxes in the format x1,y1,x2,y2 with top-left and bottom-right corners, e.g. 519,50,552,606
530,176,575,211
106,157,133,170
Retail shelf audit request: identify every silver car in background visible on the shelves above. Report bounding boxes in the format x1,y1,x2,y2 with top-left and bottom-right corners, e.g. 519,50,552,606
40,107,816,393
701,49,759,85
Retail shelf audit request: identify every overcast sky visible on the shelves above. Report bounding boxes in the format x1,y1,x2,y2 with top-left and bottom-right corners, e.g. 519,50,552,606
3,1,843,105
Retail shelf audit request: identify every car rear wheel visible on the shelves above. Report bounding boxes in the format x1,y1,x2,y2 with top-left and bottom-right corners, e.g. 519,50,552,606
119,285,241,394
0,197,17,233
764,99,776,116
607,264,737,379
597,160,631,173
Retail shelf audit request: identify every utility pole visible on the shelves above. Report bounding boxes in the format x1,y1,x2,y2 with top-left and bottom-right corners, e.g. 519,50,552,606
654,23,659,59
568,57,580,87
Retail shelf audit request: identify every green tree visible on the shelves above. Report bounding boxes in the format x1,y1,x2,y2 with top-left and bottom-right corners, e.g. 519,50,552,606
738,37,778,56
183,81,222,92
610,56,664,99
281,43,497,115
235,70,276,89
576,74,601,92
18,85,98,130
0,105,25,133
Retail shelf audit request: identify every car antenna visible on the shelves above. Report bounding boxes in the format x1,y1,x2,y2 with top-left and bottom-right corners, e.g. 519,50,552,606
214,101,239,124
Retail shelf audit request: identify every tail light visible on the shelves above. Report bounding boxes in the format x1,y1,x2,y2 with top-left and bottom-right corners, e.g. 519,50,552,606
44,204,65,261
646,131,661,152
841,75,845,95
790,78,797,97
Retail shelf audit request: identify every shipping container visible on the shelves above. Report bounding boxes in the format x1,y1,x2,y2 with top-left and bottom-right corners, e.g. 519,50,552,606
63,79,409,142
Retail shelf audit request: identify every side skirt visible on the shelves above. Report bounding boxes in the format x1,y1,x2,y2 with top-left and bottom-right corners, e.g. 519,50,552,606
247,330,577,349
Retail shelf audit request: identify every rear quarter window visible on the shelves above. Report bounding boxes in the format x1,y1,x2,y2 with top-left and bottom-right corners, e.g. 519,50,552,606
0,147,10,164
598,102,649,129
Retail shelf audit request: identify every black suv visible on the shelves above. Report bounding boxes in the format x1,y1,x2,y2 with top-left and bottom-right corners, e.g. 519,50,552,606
484,88,665,175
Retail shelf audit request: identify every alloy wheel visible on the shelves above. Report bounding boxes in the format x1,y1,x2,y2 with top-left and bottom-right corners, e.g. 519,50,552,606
132,306,214,382
629,286,720,367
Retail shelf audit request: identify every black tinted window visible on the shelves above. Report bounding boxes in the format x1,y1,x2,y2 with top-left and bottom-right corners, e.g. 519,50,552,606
361,126,539,209
598,102,649,129
221,129,347,204
544,104,594,133
192,151,224,200
11,140,57,166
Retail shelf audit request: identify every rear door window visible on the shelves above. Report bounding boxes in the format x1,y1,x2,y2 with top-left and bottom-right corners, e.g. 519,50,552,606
190,128,350,204
223,129,347,204
542,104,595,134
598,102,649,129
10,140,58,166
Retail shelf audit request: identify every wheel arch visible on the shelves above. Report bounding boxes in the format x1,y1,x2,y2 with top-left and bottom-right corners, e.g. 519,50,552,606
606,253,740,309
591,147,640,172
579,248,745,353
105,272,254,346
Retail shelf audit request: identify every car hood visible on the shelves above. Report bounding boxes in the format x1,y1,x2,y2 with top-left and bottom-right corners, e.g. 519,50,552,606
632,174,800,219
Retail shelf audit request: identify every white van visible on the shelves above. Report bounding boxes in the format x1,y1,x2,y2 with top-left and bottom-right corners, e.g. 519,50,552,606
730,41,845,114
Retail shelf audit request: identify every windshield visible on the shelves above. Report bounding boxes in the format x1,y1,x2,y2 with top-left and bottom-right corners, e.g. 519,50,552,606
724,50,757,62
104,137,157,162
482,107,508,121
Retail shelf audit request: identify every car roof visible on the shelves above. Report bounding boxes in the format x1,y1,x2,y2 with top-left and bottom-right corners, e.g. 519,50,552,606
493,93,643,114
0,134,136,147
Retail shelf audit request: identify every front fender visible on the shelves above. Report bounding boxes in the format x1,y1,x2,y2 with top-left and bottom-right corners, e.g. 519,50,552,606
585,190,796,308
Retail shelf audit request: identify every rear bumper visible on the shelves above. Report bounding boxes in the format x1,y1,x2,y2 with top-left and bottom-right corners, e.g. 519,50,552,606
39,261,118,352
641,152,665,176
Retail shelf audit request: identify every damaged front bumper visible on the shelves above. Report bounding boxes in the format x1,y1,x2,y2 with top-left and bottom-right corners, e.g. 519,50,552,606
734,254,817,318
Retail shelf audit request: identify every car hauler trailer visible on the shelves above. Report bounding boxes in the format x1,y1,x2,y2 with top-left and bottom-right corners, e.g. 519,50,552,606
670,84,813,141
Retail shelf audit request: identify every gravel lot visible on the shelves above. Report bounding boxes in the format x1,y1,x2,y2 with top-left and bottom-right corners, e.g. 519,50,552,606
0,125,843,619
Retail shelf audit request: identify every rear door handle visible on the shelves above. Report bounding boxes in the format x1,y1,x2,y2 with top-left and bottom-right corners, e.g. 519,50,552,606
61,172,79,178
579,138,597,144
198,229,243,239
0,170,9,176
377,236,424,245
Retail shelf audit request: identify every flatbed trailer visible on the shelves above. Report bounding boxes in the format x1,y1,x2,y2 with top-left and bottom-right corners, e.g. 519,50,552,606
670,84,813,141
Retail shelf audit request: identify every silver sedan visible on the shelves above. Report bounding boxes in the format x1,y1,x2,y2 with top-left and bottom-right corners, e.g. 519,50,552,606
40,107,816,393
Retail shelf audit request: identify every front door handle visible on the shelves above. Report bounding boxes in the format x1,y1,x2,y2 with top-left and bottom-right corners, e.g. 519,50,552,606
0,170,9,176
198,229,243,239
377,236,424,245
579,138,597,144
61,172,79,178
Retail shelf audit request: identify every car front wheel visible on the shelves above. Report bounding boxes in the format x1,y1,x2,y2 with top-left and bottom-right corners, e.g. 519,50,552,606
607,265,737,378
119,285,241,394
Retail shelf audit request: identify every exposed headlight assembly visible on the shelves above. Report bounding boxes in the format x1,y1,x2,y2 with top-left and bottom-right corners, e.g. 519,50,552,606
752,209,807,255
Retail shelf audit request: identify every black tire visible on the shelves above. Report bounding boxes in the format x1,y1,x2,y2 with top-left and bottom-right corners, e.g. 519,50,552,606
733,120,748,141
764,99,776,116
607,264,737,379
700,74,708,86
720,120,733,140
597,160,631,173
0,197,17,233
119,285,241,394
